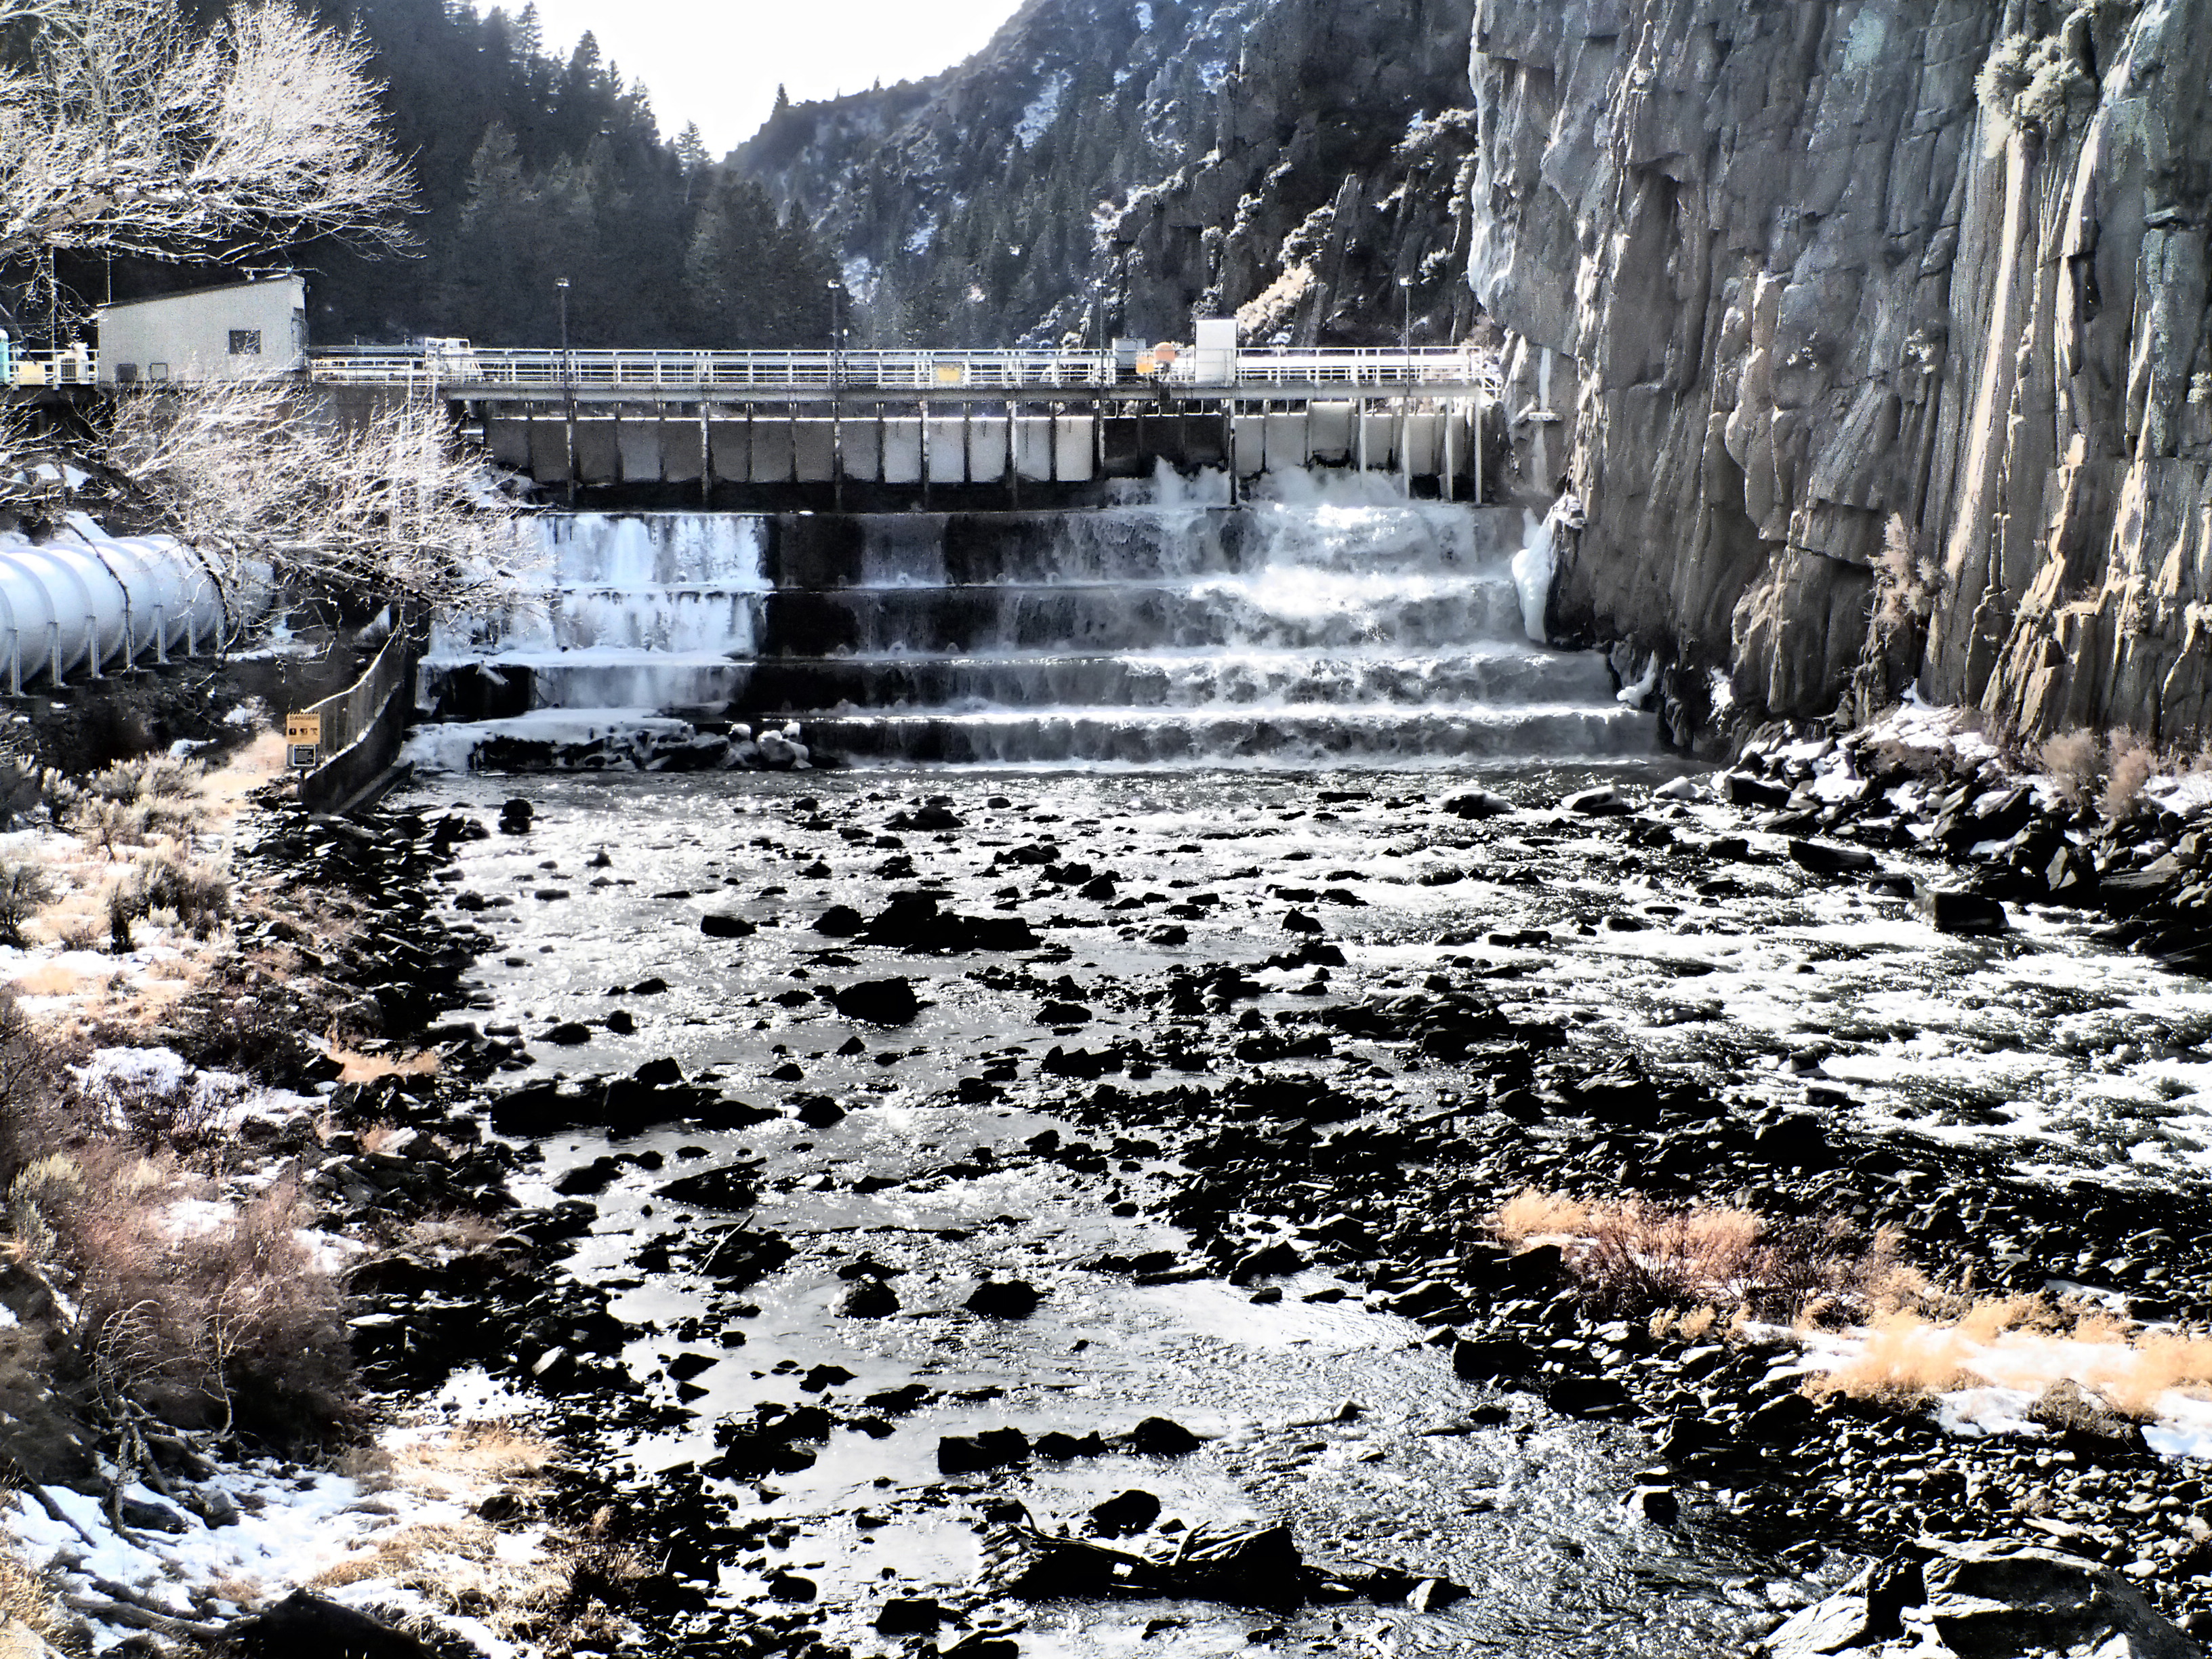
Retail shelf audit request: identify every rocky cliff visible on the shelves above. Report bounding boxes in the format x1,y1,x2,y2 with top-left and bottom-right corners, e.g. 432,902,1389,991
739,0,1485,349
1469,0,2212,745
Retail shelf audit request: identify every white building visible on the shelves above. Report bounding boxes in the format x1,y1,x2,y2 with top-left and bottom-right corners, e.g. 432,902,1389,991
95,275,308,388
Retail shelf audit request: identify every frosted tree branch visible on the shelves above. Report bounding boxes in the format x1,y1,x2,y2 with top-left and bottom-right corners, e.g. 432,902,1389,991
102,378,529,610
0,0,412,268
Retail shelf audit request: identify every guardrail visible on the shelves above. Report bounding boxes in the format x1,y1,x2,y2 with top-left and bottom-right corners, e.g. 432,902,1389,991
299,620,409,762
307,346,1494,396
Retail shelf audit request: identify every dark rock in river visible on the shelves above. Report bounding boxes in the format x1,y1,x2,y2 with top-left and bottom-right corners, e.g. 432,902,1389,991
830,977,921,1025
874,1597,943,1634
1129,1415,1204,1456
966,1277,1041,1318
701,913,756,938
1442,789,1511,819
1088,1488,1163,1538
839,1279,901,1317
815,904,865,937
939,1427,1031,1474
1913,884,2009,935
1788,838,1877,876
655,1166,760,1210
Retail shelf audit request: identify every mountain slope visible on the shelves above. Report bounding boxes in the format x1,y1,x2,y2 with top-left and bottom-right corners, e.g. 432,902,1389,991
737,0,1483,349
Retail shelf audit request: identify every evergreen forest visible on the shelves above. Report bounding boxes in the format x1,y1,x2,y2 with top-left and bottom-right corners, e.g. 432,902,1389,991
31,0,840,351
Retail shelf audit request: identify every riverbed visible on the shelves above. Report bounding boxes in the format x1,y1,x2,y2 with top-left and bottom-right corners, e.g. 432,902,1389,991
398,762,2212,1652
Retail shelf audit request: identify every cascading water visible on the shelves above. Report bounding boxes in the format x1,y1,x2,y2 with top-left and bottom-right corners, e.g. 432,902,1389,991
422,514,770,717
413,482,1654,769
743,475,1650,766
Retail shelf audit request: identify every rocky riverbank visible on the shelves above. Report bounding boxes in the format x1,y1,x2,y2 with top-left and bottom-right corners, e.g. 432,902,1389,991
18,720,2212,1656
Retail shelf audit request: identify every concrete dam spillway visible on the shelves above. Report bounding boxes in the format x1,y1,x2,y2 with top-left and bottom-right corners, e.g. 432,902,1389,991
418,495,1654,769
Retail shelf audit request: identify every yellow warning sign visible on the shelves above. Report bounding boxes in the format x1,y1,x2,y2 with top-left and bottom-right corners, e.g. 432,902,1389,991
286,712,321,746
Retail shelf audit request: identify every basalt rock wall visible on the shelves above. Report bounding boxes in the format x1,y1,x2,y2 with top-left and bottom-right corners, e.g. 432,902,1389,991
1468,0,2212,743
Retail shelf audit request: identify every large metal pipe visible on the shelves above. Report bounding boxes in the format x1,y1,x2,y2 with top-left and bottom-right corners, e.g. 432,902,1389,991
0,516,241,690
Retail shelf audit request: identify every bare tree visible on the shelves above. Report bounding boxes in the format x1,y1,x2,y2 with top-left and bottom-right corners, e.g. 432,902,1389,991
102,377,530,609
0,0,411,268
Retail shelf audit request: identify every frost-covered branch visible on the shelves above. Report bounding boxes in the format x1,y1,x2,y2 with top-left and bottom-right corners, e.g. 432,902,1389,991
0,0,411,268
102,378,529,609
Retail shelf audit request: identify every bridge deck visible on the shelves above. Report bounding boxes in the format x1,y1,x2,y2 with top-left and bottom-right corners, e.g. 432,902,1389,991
307,346,1496,405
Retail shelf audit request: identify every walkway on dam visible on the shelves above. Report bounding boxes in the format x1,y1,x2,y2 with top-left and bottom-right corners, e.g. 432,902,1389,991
304,345,1496,407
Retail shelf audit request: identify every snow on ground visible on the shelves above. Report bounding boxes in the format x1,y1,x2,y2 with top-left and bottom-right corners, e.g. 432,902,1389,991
8,1389,554,1657
1771,1317,2212,1457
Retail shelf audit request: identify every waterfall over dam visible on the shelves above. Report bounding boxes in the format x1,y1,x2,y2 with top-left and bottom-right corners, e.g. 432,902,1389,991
417,491,1654,769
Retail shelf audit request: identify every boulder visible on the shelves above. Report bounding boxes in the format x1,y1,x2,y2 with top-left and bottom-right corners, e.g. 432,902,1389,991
1914,884,2008,935
211,1591,430,1658
1758,1542,2200,1659
830,977,921,1025
965,1277,1041,1318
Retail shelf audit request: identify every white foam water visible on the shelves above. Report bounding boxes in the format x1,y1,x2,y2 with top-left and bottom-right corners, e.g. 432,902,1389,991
422,514,770,716
415,485,1647,768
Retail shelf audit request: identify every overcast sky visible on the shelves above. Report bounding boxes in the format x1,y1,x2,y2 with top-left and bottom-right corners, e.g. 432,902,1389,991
522,1,1029,157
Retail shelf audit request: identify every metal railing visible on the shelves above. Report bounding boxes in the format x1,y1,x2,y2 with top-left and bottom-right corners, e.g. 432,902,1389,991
306,346,1492,396
299,619,412,761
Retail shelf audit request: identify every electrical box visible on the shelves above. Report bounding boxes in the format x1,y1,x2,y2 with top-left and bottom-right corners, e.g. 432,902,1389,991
1193,318,1238,384
285,711,321,771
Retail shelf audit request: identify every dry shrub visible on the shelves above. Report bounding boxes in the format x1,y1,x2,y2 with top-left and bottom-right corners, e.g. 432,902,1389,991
402,1211,508,1256
1489,1188,1917,1322
0,864,52,949
1490,1188,1592,1244
135,849,230,939
0,1538,67,1649
2103,730,2156,822
22,1151,352,1445
1873,514,1937,634
2041,729,2104,808
1807,1309,1973,1404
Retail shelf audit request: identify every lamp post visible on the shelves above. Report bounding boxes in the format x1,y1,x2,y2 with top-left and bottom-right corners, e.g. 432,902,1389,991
1397,275,1414,499
827,278,845,508
556,276,573,502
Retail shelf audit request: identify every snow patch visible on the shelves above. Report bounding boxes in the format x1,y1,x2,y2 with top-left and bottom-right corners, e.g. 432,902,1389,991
1014,70,1071,150
1510,510,1555,646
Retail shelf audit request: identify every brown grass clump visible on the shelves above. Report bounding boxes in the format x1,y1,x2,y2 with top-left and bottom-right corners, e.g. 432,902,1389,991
16,1150,353,1444
1491,1188,1591,1242
2041,729,2104,808
1488,1188,1919,1322
2103,730,2156,822
1807,1310,1975,1404
304,1422,565,1647
327,1046,438,1084
0,1537,67,1649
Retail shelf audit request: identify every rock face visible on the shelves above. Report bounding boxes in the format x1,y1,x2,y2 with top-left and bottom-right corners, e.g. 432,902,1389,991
739,0,1485,349
1469,0,2212,741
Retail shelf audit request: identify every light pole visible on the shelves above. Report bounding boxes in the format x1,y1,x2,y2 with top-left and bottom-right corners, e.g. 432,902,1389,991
826,278,843,386
556,276,573,502
1397,275,1414,499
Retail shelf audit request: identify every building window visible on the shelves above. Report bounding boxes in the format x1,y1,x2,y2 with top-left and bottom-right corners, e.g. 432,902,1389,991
228,329,261,356
115,364,139,385
148,363,169,382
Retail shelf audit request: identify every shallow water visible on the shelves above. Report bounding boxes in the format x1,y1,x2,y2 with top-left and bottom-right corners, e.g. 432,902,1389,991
406,764,2212,1651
